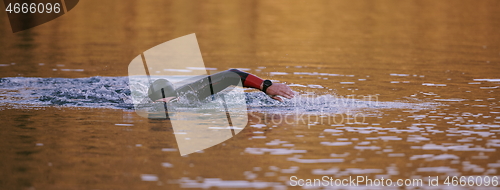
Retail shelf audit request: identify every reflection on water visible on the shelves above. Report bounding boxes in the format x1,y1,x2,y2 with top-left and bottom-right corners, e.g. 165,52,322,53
1,0,500,189
2,67,499,189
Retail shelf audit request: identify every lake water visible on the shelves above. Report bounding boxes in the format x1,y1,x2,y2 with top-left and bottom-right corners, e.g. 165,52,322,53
1,0,499,189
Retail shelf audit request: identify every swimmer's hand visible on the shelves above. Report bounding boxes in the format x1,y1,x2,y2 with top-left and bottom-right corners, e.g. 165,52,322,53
155,97,177,102
265,83,295,102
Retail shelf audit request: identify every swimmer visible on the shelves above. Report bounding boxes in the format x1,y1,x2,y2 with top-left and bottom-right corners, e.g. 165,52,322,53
148,69,294,103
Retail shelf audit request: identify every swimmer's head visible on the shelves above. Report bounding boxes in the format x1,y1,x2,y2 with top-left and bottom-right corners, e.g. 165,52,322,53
148,79,176,101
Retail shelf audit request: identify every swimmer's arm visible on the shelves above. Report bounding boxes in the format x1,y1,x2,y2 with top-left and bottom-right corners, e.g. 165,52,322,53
230,69,295,102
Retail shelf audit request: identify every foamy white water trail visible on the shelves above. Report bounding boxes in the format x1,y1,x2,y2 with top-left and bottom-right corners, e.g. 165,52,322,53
0,77,438,112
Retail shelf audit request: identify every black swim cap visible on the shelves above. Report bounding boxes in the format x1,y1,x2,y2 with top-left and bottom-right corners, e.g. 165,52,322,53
148,79,176,101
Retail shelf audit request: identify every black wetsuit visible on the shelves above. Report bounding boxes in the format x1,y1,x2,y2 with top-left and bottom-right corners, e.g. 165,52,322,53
149,69,264,102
